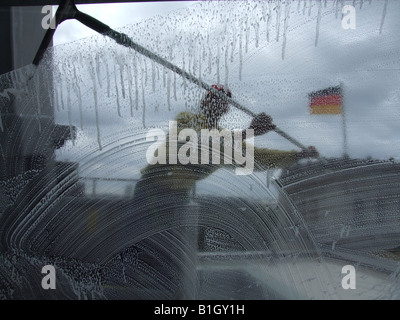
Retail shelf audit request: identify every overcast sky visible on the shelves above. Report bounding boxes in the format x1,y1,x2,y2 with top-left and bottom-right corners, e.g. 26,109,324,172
46,0,400,195
53,2,192,46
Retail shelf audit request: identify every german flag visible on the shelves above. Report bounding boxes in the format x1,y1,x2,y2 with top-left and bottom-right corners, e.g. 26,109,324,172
309,86,342,114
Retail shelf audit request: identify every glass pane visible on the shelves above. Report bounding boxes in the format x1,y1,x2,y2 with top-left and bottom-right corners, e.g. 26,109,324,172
1,0,400,300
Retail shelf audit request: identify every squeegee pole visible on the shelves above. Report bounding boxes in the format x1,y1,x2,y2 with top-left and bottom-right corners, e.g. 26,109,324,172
35,0,309,151
77,11,310,151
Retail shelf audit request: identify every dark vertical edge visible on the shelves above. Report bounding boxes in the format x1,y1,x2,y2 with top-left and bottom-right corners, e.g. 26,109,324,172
0,7,13,75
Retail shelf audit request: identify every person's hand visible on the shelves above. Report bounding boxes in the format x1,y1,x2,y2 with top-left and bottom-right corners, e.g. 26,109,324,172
249,112,276,136
296,146,319,159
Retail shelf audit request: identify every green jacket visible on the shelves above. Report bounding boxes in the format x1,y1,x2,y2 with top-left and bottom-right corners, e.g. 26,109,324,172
140,111,298,192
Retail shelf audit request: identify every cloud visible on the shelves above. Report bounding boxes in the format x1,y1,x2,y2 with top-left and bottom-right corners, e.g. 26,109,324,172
53,2,193,46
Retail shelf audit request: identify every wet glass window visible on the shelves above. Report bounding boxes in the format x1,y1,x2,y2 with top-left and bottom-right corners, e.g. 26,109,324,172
1,0,400,300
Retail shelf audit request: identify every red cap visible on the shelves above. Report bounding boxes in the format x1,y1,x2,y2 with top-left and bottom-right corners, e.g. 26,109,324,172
209,84,232,98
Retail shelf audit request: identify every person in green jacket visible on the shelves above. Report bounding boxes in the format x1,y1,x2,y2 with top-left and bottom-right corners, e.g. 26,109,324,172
137,84,318,196
125,84,318,299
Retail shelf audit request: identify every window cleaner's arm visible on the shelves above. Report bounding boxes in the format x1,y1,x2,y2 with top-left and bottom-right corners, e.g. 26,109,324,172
34,0,315,156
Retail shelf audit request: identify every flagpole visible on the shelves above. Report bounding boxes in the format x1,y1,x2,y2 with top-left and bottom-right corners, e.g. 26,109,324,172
340,82,349,158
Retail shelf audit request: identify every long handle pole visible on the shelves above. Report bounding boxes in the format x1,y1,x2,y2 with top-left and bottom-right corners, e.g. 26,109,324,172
76,11,310,151
34,0,309,151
